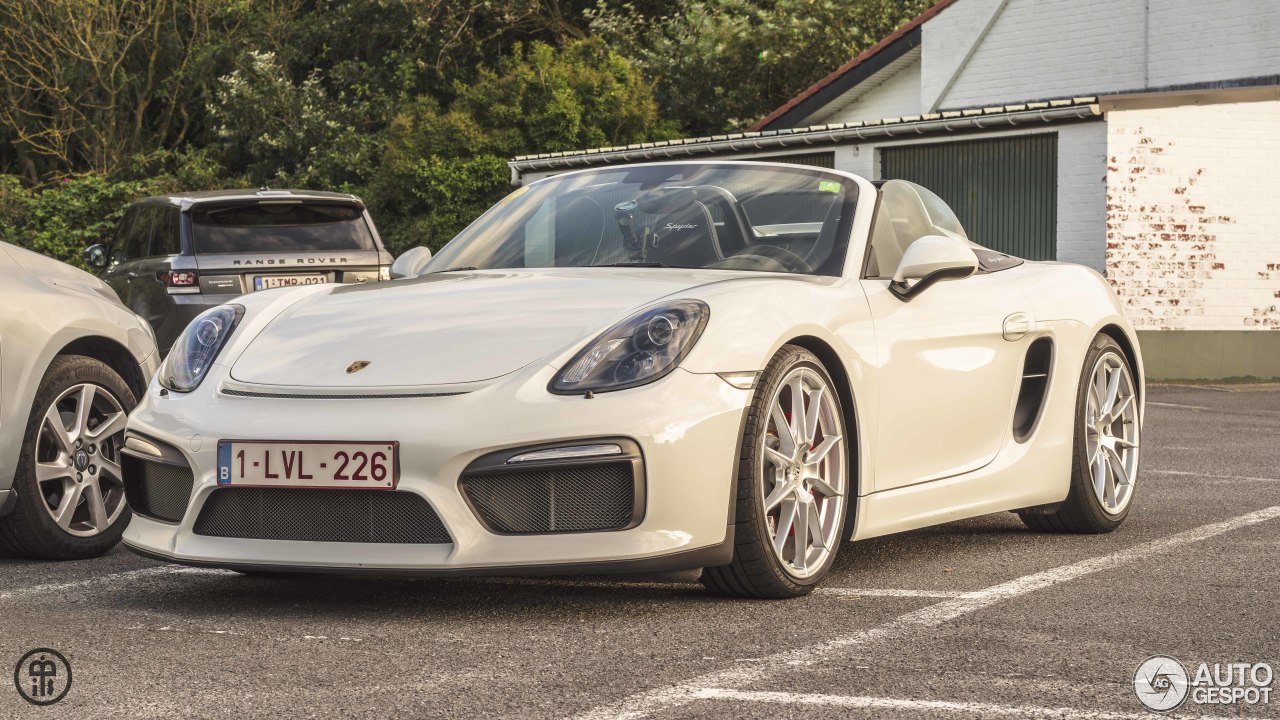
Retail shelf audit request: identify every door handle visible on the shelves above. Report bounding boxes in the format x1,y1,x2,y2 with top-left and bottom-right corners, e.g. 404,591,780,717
1002,312,1030,341
125,271,138,281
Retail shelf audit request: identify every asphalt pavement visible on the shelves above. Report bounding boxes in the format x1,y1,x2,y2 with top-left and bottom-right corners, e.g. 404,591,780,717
1,384,1277,719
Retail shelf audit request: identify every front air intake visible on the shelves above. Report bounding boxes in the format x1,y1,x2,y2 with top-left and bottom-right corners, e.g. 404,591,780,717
459,439,645,534
193,488,451,544
121,440,195,524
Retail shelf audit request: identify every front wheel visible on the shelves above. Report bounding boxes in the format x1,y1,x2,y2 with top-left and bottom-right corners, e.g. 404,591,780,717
0,356,135,559
702,345,850,598
1020,333,1140,533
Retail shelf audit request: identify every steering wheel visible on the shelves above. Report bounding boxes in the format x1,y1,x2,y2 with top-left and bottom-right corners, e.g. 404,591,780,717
730,244,812,273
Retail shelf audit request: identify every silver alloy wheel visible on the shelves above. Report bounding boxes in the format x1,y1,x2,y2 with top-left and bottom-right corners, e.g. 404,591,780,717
761,367,846,579
33,383,128,537
1084,352,1140,515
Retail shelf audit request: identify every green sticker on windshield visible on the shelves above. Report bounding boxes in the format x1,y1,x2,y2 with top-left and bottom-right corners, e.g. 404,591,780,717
818,180,842,193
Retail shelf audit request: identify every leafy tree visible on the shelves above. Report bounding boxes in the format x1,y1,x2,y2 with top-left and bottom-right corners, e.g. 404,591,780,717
589,0,932,135
370,38,677,253
0,0,239,180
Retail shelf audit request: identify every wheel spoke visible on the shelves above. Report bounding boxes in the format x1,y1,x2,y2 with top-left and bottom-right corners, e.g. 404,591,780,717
72,384,96,438
52,482,85,529
807,503,826,550
1104,395,1133,425
1091,369,1107,412
84,481,109,530
805,435,841,465
802,384,824,445
788,377,807,450
764,445,792,469
762,481,790,512
86,410,127,442
769,402,795,456
97,455,122,481
808,475,842,499
773,500,797,557
1113,436,1139,449
1103,457,1117,507
42,405,74,455
1104,445,1131,488
35,459,74,484
1092,450,1107,502
792,502,810,568
1102,365,1121,415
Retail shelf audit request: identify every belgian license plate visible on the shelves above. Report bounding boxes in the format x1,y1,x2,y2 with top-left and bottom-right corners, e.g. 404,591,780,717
254,274,326,290
217,441,398,489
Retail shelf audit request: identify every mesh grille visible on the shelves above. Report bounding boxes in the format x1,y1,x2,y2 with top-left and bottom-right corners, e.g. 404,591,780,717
193,488,451,544
122,454,194,524
463,462,635,533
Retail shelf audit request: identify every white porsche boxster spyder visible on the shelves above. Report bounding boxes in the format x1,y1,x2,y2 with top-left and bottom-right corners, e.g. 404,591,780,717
122,162,1143,598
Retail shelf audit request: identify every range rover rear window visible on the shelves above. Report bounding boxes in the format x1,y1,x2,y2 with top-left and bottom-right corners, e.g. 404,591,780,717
191,203,375,254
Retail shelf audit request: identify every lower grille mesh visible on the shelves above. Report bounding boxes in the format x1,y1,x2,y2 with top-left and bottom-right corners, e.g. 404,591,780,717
193,488,451,544
122,455,194,524
462,462,635,533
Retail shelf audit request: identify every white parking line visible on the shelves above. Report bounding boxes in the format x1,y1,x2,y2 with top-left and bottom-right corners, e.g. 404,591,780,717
0,566,227,602
1149,469,1280,483
1148,401,1210,410
688,689,1259,720
570,505,1280,720
815,587,966,598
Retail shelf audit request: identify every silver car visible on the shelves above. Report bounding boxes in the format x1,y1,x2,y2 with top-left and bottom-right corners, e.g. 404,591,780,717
0,242,159,559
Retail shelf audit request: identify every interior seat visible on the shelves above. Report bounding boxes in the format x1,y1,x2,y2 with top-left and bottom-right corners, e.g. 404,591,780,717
634,187,724,267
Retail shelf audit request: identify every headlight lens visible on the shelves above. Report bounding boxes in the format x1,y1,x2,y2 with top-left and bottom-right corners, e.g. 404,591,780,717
159,304,243,392
550,300,709,394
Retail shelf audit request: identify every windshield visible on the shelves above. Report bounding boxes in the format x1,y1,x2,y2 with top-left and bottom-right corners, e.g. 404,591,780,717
191,203,376,254
426,163,859,275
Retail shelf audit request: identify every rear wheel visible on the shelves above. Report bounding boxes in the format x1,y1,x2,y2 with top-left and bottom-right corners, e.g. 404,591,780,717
1020,334,1140,533
0,356,135,559
702,345,849,598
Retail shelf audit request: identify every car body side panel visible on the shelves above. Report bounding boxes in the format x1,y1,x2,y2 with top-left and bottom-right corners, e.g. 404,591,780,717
0,243,159,495
850,262,1143,541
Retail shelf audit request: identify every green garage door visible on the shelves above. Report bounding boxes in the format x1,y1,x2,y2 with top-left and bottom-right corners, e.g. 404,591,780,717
879,134,1057,260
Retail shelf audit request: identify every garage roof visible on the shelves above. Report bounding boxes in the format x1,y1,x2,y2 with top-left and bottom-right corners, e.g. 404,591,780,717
508,97,1100,179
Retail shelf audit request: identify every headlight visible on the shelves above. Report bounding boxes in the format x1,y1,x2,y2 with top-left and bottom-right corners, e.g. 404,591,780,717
159,304,243,392
550,300,709,394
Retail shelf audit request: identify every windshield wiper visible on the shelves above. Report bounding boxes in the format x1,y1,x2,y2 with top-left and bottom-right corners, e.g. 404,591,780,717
430,266,479,273
594,261,671,268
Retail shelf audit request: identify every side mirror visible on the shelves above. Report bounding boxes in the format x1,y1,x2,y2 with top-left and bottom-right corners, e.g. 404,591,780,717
890,235,978,301
389,246,433,279
84,244,108,270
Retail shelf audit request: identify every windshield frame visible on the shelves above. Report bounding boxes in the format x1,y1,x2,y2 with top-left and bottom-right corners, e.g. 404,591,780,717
425,161,867,277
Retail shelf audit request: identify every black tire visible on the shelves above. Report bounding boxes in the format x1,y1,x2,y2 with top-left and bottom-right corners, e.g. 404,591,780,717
1019,334,1137,534
701,345,850,598
0,355,136,559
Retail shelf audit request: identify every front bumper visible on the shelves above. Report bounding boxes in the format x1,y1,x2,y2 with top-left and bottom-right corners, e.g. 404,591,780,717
122,364,749,574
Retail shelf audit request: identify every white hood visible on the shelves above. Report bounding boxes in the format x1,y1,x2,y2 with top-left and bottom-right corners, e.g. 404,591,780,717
229,268,738,387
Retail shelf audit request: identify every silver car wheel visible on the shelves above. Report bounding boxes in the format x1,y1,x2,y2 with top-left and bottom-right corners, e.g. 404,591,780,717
1084,352,1140,515
33,383,128,537
761,367,846,579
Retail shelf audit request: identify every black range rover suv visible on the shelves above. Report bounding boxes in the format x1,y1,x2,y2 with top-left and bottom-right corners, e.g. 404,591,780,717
85,189,392,353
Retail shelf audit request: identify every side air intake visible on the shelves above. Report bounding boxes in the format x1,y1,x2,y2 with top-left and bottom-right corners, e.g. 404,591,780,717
1013,337,1054,443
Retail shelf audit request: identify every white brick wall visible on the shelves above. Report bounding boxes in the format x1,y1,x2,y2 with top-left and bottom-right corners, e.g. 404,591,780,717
1106,100,1280,330
834,0,1280,120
